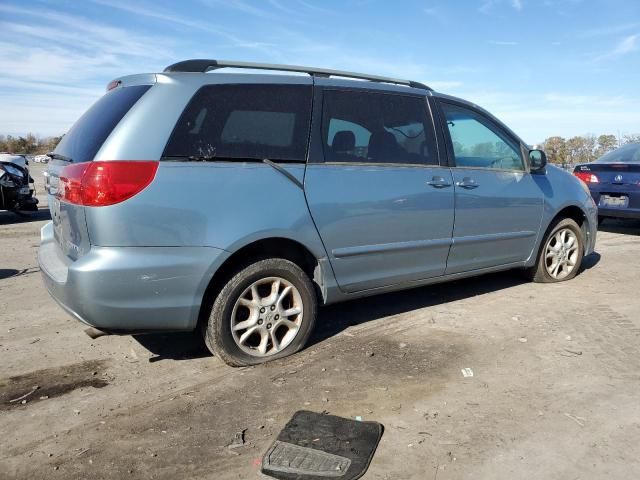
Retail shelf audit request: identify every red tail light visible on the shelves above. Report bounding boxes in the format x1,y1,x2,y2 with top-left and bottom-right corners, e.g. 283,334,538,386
574,171,599,184
58,161,158,206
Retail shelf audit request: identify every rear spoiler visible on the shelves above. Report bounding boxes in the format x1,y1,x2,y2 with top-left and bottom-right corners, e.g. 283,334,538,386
106,73,157,92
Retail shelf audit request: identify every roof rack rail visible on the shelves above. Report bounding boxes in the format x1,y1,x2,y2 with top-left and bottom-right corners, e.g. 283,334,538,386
163,59,432,91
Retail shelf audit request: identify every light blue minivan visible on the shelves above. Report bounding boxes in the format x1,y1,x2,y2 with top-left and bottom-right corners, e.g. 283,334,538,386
39,60,597,366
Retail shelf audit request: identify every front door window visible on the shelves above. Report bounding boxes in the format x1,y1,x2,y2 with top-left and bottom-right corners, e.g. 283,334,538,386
441,103,524,171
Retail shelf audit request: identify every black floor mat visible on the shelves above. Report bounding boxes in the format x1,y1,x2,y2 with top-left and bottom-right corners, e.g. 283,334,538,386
262,410,383,480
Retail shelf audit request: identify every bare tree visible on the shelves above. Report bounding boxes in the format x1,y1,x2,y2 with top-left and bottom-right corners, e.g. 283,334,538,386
623,133,640,145
0,134,61,155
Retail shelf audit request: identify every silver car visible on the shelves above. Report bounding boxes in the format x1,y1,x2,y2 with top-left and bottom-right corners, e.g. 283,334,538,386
39,60,597,366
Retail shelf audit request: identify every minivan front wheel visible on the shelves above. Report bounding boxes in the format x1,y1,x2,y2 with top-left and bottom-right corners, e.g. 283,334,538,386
205,258,317,366
526,217,584,283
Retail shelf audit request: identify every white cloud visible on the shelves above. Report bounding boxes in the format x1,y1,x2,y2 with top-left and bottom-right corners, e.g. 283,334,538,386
479,0,495,14
0,91,100,136
480,0,523,13
489,40,519,46
612,34,639,55
199,0,273,18
0,3,182,136
267,0,298,15
423,5,449,23
581,22,640,38
92,0,280,57
0,4,174,60
592,33,640,62
452,90,640,142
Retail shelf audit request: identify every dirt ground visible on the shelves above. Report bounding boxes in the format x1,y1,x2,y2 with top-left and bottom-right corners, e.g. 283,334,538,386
2,163,640,479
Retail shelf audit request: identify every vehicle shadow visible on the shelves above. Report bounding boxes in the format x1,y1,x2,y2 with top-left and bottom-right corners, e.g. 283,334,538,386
132,254,602,362
309,270,527,347
133,331,210,362
599,219,640,236
581,251,601,271
0,207,51,225
0,269,20,280
0,267,40,280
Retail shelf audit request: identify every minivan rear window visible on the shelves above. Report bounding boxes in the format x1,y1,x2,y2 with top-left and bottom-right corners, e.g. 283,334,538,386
163,84,312,162
54,85,151,163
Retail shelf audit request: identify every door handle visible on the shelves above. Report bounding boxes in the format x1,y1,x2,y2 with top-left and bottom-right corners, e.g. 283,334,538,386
427,176,452,188
455,177,479,189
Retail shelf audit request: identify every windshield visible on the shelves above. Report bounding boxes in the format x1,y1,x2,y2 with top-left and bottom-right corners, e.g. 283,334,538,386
54,85,151,163
596,143,640,164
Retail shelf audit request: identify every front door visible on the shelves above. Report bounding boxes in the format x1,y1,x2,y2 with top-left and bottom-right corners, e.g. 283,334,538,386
305,88,455,293
436,100,544,274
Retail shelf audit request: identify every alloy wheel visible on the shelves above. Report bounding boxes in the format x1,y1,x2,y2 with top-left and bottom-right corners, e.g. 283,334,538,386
544,227,579,280
230,277,303,357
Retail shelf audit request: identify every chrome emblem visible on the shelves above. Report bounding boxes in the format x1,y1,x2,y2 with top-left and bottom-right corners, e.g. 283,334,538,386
614,174,623,183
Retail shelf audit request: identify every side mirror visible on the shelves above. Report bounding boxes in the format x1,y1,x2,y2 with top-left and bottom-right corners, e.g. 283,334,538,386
529,149,547,174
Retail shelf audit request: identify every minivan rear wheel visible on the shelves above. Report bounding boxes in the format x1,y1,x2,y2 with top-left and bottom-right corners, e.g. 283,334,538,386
204,258,317,367
525,217,584,283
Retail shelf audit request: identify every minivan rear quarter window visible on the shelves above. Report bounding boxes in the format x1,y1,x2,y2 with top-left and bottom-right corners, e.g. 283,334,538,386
163,84,312,162
54,85,151,163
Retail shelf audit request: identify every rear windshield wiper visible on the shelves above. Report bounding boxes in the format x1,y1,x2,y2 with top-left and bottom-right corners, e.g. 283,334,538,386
161,155,304,188
47,152,73,162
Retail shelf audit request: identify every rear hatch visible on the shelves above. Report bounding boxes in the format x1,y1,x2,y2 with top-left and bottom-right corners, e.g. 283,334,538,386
46,84,152,260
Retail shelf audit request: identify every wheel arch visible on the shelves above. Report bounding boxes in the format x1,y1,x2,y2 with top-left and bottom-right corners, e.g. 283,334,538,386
551,205,589,232
196,236,326,331
534,204,591,262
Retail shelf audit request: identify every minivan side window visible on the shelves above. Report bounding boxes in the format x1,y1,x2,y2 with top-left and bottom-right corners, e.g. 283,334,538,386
321,90,438,165
163,84,312,162
441,103,524,171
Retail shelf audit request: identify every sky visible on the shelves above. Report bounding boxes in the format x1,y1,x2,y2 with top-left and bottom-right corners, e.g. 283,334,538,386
0,0,638,143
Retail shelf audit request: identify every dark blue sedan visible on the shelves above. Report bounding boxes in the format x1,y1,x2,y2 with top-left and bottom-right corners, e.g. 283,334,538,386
574,143,640,223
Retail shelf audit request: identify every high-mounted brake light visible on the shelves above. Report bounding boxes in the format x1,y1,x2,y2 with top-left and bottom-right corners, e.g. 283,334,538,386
106,80,122,91
58,161,158,206
574,171,599,184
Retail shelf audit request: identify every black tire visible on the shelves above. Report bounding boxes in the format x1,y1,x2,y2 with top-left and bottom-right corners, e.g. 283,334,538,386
598,216,606,227
524,217,584,283
204,258,317,367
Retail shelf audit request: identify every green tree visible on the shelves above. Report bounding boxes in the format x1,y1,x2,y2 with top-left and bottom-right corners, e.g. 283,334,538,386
542,136,566,164
583,134,597,162
566,135,597,164
566,136,585,164
596,134,618,157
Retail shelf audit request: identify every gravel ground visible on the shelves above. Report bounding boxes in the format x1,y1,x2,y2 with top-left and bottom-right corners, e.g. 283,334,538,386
2,163,640,479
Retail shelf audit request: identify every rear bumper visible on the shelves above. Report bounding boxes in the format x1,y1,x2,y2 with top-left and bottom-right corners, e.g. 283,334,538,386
38,222,229,332
590,187,640,220
597,206,640,220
